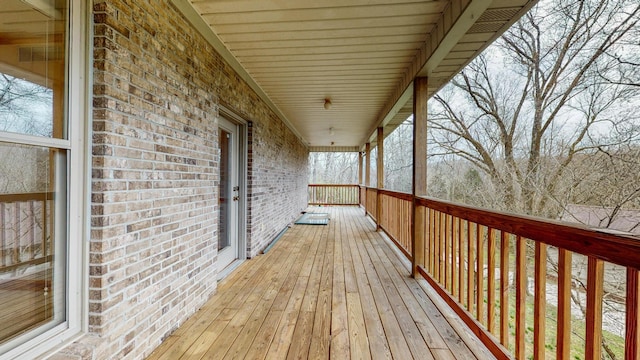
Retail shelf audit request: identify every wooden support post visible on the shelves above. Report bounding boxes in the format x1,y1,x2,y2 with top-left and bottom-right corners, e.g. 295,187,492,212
358,151,363,185
376,127,384,231
357,151,363,206
365,143,371,187
412,77,428,277
365,143,371,216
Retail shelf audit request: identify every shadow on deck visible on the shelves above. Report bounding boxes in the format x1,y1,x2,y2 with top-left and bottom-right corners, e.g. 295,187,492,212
147,206,494,359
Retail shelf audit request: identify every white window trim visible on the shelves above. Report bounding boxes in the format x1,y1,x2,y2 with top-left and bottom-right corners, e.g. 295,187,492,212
0,0,89,358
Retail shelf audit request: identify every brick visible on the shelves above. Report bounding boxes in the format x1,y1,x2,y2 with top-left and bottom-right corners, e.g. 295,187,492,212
59,0,308,359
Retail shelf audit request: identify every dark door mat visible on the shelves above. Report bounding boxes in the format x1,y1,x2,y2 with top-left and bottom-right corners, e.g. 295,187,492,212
294,212,330,225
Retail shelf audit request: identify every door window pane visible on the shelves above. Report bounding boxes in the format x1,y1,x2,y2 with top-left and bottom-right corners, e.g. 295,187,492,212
218,129,230,251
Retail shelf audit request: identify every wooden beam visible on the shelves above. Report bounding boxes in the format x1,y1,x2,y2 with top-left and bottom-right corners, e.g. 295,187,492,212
499,232,509,347
487,228,496,334
515,236,526,359
412,77,428,197
585,257,604,360
556,249,572,360
365,143,371,187
534,242,547,359
627,268,640,360
411,76,428,277
358,152,363,185
376,127,384,231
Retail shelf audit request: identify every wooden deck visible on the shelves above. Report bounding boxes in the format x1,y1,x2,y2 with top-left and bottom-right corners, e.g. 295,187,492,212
147,206,494,360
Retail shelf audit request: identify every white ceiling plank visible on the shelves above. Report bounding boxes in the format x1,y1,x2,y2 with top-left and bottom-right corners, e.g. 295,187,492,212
191,0,440,13
177,0,538,148
212,14,440,33
199,2,447,24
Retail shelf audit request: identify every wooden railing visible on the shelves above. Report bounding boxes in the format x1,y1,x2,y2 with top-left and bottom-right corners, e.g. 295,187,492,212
308,184,360,205
378,189,413,259
357,186,640,360
416,197,640,360
365,187,377,221
0,192,52,273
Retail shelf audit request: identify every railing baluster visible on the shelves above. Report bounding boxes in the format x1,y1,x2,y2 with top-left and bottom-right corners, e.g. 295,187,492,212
445,214,451,292
467,221,474,312
0,202,5,267
30,199,36,260
557,248,572,360
14,202,20,265
499,231,509,347
487,228,496,334
458,217,464,302
515,236,526,359
476,224,484,325
429,208,435,274
439,211,445,283
627,268,640,360
415,205,426,272
585,257,604,360
534,242,547,359
452,216,459,298
435,211,442,282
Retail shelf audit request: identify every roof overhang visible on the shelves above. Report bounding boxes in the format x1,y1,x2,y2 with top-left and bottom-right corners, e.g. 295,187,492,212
172,0,537,152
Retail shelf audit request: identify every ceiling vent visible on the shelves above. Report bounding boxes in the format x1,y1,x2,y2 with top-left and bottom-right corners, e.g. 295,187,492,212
467,8,522,34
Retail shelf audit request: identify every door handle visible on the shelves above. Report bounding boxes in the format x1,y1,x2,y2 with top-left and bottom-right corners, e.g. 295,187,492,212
233,196,239,201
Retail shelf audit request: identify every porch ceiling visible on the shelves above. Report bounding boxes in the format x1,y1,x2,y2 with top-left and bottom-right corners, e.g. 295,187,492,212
174,0,536,151
0,0,66,86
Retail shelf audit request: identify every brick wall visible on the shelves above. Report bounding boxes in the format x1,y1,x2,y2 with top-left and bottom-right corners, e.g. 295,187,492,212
55,0,308,358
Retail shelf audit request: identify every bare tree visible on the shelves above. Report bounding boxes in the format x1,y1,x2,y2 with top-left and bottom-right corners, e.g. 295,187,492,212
384,121,413,193
0,73,53,137
427,0,640,358
428,0,640,220
308,152,358,184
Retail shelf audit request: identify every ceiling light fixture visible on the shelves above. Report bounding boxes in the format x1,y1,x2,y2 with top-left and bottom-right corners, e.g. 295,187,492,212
324,98,332,110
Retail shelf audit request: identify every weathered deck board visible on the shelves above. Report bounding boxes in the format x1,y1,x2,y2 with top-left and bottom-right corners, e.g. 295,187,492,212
147,207,494,360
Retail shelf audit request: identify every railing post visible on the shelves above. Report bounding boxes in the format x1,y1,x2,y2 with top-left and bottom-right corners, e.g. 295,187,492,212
412,76,428,277
358,151,363,186
376,127,384,231
365,142,371,216
627,268,640,360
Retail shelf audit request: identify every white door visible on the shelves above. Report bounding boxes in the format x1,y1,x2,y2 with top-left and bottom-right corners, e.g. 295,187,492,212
218,117,240,270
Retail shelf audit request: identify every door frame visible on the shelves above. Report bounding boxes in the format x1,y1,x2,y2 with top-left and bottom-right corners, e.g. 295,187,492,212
217,105,248,280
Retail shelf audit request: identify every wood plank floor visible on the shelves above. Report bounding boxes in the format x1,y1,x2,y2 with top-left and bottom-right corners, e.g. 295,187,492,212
147,206,494,360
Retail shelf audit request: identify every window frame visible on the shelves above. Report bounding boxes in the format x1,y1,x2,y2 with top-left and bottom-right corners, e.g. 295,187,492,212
0,0,89,358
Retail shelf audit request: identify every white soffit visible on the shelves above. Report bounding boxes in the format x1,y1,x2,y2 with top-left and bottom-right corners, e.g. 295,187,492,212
178,0,536,149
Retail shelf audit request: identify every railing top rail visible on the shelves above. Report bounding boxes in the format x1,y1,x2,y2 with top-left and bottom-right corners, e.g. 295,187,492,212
0,192,51,203
308,184,359,187
417,196,640,270
377,188,412,201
